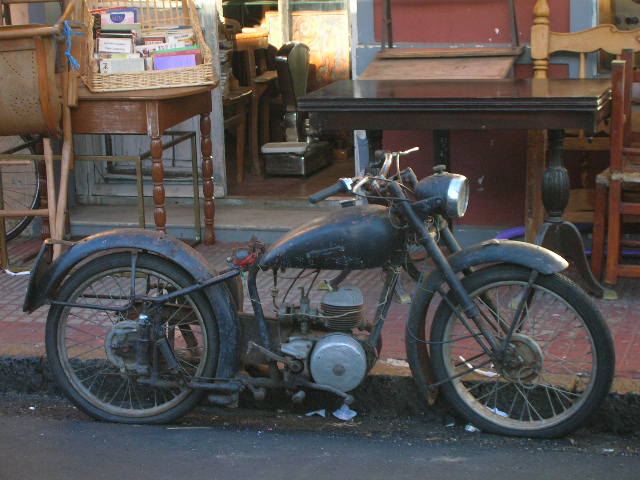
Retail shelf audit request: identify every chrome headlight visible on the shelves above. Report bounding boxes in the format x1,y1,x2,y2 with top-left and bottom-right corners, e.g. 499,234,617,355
446,174,469,218
414,172,470,219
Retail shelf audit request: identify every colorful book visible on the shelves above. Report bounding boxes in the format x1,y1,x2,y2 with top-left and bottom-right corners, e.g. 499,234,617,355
99,7,138,25
153,54,197,70
101,23,141,34
99,57,145,74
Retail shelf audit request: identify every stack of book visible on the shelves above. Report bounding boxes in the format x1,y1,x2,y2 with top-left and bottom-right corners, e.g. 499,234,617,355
91,6,203,74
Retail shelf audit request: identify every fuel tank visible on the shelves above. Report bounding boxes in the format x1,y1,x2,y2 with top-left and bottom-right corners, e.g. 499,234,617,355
259,205,405,270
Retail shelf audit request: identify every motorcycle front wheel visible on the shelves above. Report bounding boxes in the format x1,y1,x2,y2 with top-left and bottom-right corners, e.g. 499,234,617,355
429,265,614,438
46,252,219,424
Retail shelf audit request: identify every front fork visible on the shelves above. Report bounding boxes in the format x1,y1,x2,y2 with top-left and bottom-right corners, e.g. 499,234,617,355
392,188,503,360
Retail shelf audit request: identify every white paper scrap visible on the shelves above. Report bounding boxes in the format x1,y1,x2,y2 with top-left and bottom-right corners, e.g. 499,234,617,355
305,409,326,418
332,404,357,421
487,406,508,417
4,269,30,276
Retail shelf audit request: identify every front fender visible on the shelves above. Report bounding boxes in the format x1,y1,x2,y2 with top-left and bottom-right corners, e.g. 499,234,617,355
23,229,241,378
405,239,568,400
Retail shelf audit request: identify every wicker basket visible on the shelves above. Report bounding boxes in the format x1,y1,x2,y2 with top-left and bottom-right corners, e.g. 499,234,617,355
82,0,216,92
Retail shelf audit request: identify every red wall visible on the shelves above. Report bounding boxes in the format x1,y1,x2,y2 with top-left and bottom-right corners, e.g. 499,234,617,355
373,0,570,45
371,0,573,226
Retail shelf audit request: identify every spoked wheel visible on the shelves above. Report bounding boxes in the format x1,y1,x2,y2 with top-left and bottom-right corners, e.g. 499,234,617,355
0,136,41,240
46,253,219,423
429,265,614,438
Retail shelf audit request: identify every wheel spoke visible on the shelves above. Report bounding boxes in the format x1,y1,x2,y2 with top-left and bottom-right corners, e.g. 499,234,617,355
430,267,610,436
49,255,214,421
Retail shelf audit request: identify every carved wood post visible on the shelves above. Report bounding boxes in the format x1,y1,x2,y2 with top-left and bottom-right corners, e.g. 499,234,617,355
531,0,550,79
151,136,166,232
542,129,570,221
201,113,216,244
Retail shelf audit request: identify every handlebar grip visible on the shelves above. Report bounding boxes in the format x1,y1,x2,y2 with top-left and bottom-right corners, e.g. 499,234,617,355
308,180,349,204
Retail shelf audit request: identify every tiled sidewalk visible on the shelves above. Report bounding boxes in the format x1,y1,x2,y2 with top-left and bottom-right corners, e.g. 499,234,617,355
1,238,639,386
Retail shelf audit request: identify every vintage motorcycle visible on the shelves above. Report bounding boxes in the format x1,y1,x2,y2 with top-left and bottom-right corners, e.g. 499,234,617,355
23,148,614,438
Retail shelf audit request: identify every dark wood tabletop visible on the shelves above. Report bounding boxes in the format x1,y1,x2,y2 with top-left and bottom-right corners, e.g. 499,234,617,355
299,77,614,297
298,79,611,133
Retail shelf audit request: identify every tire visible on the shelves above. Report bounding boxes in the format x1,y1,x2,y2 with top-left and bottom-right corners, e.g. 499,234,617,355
1,136,41,240
46,252,219,423
429,265,614,438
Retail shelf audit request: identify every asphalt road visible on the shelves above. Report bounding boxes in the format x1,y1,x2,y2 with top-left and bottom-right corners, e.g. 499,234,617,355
0,407,638,480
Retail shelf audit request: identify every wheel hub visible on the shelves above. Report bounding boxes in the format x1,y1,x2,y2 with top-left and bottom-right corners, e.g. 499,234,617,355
105,321,140,372
499,333,544,383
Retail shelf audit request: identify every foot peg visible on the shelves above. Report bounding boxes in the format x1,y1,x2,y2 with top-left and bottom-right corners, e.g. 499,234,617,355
291,390,306,404
208,392,239,407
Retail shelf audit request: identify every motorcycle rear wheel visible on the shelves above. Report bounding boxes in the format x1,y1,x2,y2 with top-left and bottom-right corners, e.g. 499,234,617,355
429,265,614,438
45,253,218,424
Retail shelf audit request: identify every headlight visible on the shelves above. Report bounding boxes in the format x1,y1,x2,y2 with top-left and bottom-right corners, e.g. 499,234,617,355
414,172,470,219
446,174,469,218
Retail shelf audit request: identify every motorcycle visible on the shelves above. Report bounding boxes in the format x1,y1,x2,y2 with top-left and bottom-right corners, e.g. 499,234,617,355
23,148,615,438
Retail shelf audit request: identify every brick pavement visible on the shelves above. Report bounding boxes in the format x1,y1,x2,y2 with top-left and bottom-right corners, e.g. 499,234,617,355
1,238,639,386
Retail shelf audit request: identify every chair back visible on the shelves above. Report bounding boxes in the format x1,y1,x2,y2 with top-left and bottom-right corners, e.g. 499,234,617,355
0,25,61,137
275,42,310,113
0,0,76,138
531,0,640,79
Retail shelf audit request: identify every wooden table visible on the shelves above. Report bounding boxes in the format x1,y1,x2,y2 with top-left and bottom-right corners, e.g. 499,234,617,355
72,85,217,244
298,78,612,297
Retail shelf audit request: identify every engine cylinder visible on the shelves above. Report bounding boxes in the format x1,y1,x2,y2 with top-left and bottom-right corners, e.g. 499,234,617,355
320,285,364,331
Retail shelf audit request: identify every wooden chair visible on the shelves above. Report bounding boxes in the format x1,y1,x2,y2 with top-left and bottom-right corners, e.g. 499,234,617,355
591,55,640,284
223,86,252,183
0,0,78,265
233,28,278,176
527,0,640,239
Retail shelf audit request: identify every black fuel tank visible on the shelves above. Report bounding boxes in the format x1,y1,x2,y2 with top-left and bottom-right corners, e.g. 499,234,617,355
259,205,405,270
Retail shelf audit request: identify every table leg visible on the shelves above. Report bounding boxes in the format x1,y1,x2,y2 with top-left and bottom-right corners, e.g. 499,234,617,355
535,129,605,297
151,135,166,233
200,113,216,245
433,130,450,170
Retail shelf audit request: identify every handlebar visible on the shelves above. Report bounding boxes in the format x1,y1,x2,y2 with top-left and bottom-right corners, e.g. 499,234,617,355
308,179,351,204
308,147,420,204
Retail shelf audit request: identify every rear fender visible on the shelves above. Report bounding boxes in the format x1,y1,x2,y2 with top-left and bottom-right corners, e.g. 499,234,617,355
405,239,568,399
23,229,240,378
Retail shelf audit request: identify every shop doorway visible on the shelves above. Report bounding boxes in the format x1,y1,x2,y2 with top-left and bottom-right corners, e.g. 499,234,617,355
221,0,352,200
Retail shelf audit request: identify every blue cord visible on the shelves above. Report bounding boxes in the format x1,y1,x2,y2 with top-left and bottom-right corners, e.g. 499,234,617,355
62,20,84,71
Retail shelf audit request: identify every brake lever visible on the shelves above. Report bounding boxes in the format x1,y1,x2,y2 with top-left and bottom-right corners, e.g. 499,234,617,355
351,176,370,195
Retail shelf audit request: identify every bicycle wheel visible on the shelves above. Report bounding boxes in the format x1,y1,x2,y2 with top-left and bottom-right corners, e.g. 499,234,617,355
46,252,219,423
430,265,614,438
0,136,41,240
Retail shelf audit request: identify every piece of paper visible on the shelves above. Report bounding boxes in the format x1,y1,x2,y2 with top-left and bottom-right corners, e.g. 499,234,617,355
98,37,133,54
305,409,326,418
332,404,357,421
4,269,30,276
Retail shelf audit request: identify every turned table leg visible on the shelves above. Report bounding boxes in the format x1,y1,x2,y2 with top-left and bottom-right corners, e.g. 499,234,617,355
151,135,166,233
535,129,606,297
201,113,216,244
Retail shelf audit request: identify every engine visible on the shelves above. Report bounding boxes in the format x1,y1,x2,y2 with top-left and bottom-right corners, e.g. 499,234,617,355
280,333,370,392
274,284,374,393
